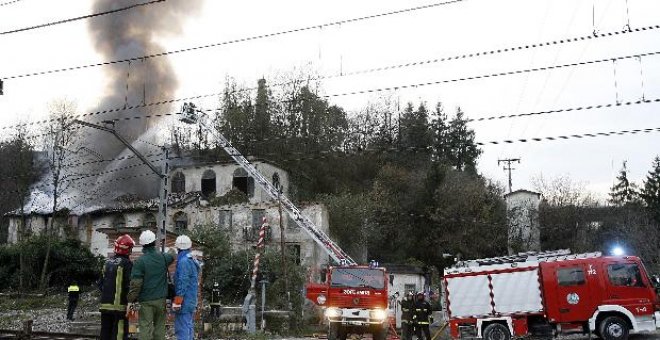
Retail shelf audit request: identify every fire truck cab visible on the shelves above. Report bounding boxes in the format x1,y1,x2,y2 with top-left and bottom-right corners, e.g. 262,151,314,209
443,250,660,340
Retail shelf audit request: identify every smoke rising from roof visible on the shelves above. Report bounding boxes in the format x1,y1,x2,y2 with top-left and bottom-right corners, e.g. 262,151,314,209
81,0,201,201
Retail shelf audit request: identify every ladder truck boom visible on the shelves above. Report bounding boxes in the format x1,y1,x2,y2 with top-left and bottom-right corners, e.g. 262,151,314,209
179,102,356,266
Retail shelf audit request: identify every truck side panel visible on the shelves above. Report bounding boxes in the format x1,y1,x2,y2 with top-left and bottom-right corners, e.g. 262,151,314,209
491,268,544,314
446,275,492,317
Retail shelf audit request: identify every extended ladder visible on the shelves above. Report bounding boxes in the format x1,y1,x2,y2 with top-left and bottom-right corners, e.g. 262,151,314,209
179,103,356,265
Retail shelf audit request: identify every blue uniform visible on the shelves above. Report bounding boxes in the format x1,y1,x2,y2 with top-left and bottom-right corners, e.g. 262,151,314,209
174,249,200,340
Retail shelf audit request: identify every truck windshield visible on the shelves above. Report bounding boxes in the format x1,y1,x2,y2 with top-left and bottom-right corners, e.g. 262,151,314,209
331,268,385,289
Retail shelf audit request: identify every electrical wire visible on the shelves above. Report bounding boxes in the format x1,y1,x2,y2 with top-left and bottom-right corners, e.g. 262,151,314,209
0,0,166,35
4,35,660,134
469,97,660,123
476,126,660,146
323,50,660,99
0,0,470,80
0,0,23,7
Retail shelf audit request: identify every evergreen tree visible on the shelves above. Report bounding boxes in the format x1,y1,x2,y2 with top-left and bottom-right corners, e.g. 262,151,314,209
640,156,660,221
447,107,481,171
608,161,639,206
430,102,450,163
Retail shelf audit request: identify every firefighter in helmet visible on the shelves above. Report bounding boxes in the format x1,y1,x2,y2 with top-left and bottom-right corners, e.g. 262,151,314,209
98,234,135,340
399,291,414,340
413,291,432,340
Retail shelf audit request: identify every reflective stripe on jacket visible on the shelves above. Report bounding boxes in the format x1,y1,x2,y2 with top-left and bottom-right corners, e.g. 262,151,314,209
99,255,132,313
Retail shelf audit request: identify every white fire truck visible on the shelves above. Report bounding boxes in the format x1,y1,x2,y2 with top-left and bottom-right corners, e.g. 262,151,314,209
442,250,660,340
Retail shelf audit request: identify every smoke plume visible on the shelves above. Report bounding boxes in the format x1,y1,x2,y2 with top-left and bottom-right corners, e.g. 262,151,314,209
83,0,202,200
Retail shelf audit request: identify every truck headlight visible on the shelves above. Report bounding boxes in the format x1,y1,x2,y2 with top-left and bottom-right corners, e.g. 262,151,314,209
369,309,387,321
317,294,326,305
325,307,342,318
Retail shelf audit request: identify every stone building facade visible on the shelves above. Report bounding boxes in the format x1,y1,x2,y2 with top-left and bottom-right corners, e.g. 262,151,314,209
7,160,330,270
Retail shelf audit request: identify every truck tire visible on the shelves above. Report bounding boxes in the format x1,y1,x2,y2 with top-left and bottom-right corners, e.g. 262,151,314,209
598,316,629,340
483,323,511,340
328,323,340,340
372,325,387,340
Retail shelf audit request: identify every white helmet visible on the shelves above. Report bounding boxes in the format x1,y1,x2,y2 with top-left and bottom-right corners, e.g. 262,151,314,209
139,230,156,245
175,235,192,250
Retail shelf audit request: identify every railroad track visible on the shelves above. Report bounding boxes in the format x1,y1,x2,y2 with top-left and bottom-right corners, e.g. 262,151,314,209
0,320,99,340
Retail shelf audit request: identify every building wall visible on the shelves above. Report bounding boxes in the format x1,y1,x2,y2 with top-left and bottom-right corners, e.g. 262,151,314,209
7,215,47,243
506,191,541,254
389,273,426,328
170,161,290,204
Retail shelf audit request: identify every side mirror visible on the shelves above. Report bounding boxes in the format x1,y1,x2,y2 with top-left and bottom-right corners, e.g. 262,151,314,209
651,275,660,288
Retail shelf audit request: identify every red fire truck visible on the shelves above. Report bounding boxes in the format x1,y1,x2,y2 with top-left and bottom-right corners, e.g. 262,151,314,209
306,263,390,340
442,250,660,340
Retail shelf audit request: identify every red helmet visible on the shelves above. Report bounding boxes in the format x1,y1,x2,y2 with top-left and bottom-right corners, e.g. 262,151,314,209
114,234,135,255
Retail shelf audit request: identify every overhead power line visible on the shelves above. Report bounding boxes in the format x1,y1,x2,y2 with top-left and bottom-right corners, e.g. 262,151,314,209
0,0,23,7
323,49,660,98
0,0,166,35
476,126,660,146
4,37,660,133
469,97,660,122
1,0,466,79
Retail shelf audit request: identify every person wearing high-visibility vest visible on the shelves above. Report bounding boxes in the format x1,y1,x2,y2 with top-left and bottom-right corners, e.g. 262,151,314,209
399,291,414,340
98,234,135,340
412,292,432,340
67,282,80,321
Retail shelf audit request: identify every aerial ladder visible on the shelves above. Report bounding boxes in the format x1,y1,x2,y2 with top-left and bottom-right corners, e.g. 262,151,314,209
178,102,356,266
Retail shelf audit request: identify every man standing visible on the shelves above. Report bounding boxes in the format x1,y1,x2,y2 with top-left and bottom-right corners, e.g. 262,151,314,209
67,281,80,321
99,234,135,340
399,292,414,340
128,230,174,340
413,292,432,340
172,235,200,340
210,281,221,319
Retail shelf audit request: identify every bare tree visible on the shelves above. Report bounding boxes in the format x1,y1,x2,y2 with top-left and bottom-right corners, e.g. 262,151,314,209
38,99,83,291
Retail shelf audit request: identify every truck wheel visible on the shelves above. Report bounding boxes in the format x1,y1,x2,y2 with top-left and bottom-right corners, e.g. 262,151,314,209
372,325,387,340
328,323,340,340
483,323,511,340
598,316,629,340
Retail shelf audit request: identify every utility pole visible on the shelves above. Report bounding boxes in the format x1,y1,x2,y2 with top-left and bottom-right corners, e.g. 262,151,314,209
498,158,520,193
74,119,169,251
278,187,290,309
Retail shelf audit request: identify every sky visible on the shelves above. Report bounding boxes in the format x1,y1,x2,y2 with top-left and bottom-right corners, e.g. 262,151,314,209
1,0,659,201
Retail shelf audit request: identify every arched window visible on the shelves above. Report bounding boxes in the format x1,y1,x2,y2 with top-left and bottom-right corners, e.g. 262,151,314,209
201,169,216,197
112,215,126,230
272,172,281,192
144,213,157,229
173,211,188,232
232,168,254,197
172,172,186,193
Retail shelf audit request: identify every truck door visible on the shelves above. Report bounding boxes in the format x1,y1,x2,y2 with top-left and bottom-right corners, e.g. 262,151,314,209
554,264,595,322
602,261,656,321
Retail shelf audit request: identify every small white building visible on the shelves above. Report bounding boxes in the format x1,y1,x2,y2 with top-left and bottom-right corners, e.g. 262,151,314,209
6,160,331,270
505,189,541,254
384,264,427,328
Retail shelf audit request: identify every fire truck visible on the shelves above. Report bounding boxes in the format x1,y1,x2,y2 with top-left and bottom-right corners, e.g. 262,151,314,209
179,103,391,340
442,249,660,340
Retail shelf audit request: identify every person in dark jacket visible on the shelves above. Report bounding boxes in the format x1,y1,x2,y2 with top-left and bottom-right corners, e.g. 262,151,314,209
172,235,201,340
128,230,174,340
67,281,80,321
98,234,135,340
413,292,432,340
399,292,414,340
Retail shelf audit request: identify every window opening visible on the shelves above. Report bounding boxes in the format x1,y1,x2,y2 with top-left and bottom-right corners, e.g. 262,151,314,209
557,267,586,286
233,168,255,197
201,169,216,198
608,263,644,287
172,172,186,193
173,212,188,232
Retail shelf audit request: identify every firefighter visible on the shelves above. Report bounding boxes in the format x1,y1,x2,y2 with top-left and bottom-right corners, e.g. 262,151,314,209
413,292,432,340
98,234,135,340
210,281,222,319
67,281,80,321
399,291,414,340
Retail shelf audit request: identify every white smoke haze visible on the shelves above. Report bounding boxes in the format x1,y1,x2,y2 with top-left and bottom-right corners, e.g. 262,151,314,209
26,0,203,213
